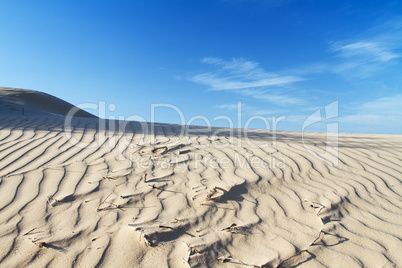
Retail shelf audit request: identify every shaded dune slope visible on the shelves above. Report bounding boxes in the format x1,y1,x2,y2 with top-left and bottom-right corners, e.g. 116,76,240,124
0,87,97,118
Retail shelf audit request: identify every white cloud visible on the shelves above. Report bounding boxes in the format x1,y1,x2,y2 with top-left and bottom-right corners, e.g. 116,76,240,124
199,58,302,90
285,21,402,78
329,40,400,77
214,103,239,110
202,57,259,74
240,89,303,105
215,102,283,116
328,22,402,78
357,94,402,116
277,95,402,133
339,114,399,125
253,109,282,115
185,20,402,134
332,41,399,63
338,94,402,131
190,57,304,105
191,73,301,91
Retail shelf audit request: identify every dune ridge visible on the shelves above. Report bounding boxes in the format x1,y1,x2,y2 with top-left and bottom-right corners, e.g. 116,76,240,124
0,87,97,118
0,113,401,267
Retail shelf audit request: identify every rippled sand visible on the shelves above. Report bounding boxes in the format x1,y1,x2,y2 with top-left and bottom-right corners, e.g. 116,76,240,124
0,114,401,267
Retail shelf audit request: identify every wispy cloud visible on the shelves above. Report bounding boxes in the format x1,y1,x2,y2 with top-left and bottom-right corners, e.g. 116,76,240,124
192,73,301,90
329,40,400,77
192,57,302,90
328,20,402,78
240,89,303,105
185,19,402,134
338,94,402,132
331,41,399,63
273,94,402,134
339,114,400,125
351,94,402,116
215,102,283,116
214,103,239,110
253,109,283,116
189,57,304,105
284,20,402,78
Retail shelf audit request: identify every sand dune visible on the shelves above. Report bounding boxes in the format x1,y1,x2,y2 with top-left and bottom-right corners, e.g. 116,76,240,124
0,87,96,118
0,89,402,267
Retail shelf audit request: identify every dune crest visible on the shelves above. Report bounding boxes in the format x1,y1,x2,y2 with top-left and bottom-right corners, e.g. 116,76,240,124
0,87,97,118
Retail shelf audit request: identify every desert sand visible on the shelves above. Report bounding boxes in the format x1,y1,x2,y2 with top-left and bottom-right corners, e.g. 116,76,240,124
0,87,401,267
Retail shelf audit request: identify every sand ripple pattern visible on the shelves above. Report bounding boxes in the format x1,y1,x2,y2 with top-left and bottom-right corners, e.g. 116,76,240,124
0,116,401,267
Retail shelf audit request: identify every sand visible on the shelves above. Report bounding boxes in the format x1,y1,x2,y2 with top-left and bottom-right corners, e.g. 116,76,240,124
0,87,96,118
0,88,401,267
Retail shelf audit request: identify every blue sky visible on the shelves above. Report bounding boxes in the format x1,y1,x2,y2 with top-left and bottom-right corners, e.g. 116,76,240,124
1,0,401,134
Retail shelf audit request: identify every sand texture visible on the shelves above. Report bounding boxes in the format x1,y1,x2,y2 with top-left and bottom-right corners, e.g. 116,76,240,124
0,90,402,267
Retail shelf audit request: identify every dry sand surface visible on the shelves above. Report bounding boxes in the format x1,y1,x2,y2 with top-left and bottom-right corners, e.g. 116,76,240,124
0,88,402,267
